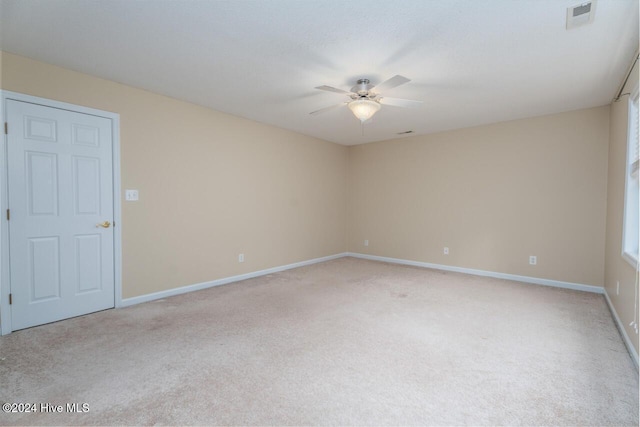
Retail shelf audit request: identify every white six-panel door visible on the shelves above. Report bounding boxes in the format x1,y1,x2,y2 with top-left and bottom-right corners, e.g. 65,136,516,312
7,99,115,330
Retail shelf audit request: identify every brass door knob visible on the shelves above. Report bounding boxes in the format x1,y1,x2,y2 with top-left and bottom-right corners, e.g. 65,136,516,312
96,221,111,228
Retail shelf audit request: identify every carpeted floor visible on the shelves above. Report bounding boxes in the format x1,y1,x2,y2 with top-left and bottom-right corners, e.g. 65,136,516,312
0,257,638,426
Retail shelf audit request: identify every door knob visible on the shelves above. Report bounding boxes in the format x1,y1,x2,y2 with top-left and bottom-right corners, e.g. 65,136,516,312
96,221,111,228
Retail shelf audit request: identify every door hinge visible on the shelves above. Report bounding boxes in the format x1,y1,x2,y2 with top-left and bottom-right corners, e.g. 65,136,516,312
6,209,9,221
9,294,12,305
3,122,7,135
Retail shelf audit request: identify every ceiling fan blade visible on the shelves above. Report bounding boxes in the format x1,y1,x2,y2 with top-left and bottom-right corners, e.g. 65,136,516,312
309,103,346,115
315,85,351,95
373,75,410,92
379,97,423,108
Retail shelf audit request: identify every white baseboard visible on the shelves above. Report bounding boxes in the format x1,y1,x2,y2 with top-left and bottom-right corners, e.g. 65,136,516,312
119,252,348,307
604,288,639,370
122,251,604,308
347,252,604,294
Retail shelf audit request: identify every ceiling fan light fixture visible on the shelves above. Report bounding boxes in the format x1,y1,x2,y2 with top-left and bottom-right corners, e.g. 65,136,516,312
348,99,381,122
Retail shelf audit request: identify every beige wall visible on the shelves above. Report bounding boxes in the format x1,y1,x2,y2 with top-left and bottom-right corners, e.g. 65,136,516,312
0,51,348,298
348,107,610,287
605,59,639,355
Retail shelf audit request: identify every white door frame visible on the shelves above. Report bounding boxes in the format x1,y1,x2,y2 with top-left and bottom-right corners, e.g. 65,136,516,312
0,91,123,335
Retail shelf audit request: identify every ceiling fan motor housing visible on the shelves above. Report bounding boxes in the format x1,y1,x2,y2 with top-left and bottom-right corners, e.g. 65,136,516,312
352,78,375,96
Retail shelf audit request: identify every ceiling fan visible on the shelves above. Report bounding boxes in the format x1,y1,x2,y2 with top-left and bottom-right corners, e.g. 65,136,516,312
310,75,422,122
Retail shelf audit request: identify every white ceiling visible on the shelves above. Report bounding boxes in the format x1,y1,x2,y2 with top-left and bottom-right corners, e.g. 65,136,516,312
1,0,638,145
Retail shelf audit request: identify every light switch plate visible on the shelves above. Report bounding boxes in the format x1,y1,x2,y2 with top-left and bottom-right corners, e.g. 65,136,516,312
125,189,139,201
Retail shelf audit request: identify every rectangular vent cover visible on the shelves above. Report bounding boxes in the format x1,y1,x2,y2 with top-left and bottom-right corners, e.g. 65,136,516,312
567,1,596,29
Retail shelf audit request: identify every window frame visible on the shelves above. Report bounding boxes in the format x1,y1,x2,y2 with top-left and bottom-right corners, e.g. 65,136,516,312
622,85,639,269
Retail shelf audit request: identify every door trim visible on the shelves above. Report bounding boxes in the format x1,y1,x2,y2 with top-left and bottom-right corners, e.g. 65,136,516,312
0,91,122,335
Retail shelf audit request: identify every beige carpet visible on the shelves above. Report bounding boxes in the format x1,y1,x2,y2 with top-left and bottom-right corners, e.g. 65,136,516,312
0,257,637,426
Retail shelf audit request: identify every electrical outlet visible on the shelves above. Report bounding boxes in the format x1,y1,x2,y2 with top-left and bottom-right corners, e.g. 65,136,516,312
616,281,620,295
238,254,244,263
364,240,369,247
529,255,537,265
444,247,449,255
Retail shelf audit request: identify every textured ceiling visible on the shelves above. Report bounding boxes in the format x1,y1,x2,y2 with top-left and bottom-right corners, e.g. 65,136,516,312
1,0,638,145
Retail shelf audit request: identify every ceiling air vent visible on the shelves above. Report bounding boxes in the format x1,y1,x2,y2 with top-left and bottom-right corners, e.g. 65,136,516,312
566,1,596,29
